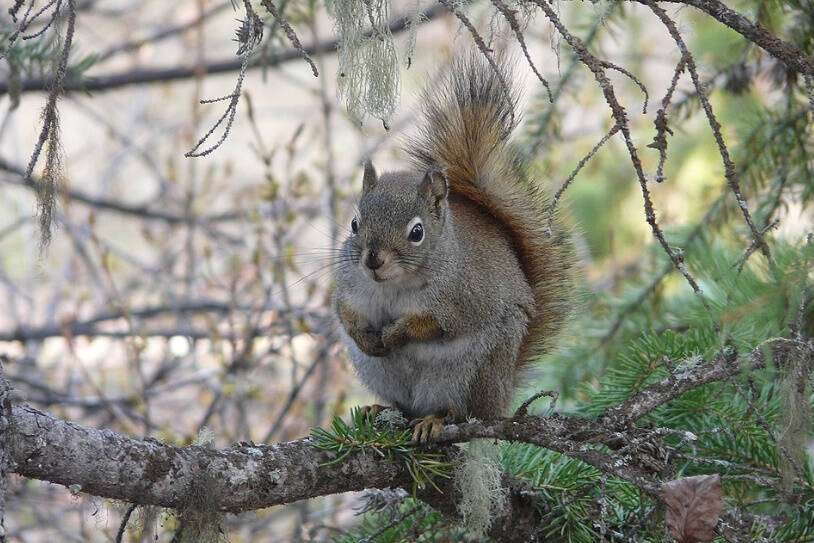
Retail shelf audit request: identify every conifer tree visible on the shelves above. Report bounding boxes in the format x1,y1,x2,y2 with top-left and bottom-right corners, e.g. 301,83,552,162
323,1,814,540
1,1,811,541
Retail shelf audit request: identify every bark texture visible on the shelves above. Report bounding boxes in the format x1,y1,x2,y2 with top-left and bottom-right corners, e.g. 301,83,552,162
0,372,9,543
2,342,796,541
8,403,406,513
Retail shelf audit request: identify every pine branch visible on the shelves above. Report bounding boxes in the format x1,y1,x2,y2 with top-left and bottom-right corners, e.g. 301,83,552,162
3,339,806,540
655,0,814,77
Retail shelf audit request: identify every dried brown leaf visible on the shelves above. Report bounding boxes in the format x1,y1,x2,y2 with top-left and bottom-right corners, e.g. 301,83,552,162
661,474,723,543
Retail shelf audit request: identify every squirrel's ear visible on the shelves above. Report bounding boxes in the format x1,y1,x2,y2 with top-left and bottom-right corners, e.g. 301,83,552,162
420,169,448,212
362,160,377,193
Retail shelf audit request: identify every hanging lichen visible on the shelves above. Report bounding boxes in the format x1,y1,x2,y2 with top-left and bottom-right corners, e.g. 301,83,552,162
455,439,507,537
403,0,425,68
328,0,399,127
777,342,812,491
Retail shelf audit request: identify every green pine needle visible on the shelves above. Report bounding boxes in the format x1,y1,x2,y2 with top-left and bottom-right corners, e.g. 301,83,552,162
311,407,452,494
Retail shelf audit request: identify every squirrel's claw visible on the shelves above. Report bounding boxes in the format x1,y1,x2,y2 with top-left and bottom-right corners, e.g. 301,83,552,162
410,414,445,443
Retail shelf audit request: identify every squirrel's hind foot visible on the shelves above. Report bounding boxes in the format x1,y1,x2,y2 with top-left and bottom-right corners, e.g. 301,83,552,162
410,414,448,443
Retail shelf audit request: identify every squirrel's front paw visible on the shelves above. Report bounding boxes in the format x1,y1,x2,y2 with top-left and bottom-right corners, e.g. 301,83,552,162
381,323,406,350
356,330,390,357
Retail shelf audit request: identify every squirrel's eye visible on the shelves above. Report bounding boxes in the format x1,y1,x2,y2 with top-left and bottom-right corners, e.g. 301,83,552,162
350,217,359,234
408,223,424,244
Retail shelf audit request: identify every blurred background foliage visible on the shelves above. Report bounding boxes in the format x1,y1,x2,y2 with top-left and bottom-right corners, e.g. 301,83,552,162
1,0,812,541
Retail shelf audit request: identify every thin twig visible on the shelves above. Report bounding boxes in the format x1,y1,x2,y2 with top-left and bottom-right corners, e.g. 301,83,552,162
529,0,707,304
646,2,772,265
492,0,553,102
115,503,138,543
600,60,648,113
513,390,558,419
438,0,516,128
262,346,328,443
546,123,620,235
260,0,318,77
734,219,779,273
185,0,262,158
20,0,62,40
649,56,686,183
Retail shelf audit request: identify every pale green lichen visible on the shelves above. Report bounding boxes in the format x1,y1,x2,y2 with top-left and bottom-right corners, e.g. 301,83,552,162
454,439,506,537
329,0,399,126
403,0,425,68
375,408,408,429
194,426,215,447
174,467,226,542
777,350,811,490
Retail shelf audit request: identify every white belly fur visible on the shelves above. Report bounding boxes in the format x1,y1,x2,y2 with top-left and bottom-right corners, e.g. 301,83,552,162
343,327,487,417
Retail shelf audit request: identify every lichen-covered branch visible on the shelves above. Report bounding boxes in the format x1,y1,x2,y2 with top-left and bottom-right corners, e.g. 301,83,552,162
7,402,406,512
0,4,446,95
0,369,11,542
4,339,804,540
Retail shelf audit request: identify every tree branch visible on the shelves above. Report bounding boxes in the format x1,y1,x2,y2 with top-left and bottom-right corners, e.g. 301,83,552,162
0,156,211,224
4,340,803,540
657,0,814,76
0,156,319,225
7,401,408,511
0,4,446,95
0,301,319,342
0,369,10,541
93,1,232,64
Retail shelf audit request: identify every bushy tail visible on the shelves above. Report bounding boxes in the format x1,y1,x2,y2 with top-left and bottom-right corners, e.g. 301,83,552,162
405,53,574,367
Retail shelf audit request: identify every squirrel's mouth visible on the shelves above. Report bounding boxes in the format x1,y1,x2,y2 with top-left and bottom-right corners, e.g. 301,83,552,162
366,264,403,283
361,249,402,283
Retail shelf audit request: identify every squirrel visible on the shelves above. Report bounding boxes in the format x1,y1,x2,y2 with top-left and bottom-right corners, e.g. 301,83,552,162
332,53,574,443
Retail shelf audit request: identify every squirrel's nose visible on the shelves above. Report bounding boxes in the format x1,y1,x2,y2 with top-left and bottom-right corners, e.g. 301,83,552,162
365,249,383,270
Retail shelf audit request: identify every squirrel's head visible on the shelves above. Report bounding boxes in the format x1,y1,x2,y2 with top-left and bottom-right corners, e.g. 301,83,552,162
343,160,448,284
